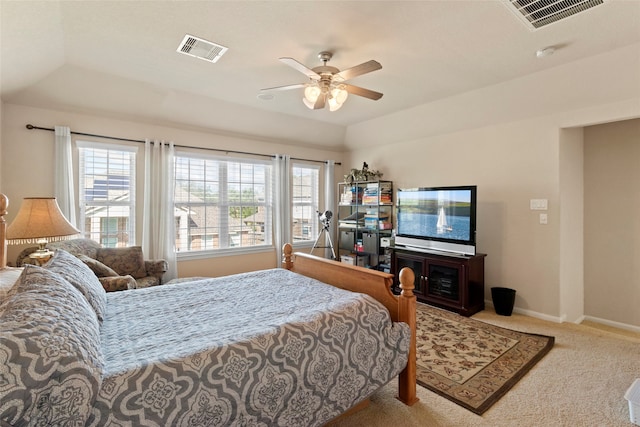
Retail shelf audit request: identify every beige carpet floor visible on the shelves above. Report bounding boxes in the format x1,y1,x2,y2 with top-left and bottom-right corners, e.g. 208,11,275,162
332,309,640,427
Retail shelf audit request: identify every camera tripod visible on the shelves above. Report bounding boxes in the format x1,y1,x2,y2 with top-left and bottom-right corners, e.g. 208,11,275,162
311,219,336,260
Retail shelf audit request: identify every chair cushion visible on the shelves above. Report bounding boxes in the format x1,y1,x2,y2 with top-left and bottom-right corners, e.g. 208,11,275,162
96,246,147,279
76,254,119,278
44,249,107,323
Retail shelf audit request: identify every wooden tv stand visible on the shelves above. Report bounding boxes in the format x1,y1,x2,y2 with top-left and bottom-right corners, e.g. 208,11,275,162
391,247,486,317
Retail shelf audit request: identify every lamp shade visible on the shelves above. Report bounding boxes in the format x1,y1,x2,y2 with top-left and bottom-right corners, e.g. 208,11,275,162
6,197,80,245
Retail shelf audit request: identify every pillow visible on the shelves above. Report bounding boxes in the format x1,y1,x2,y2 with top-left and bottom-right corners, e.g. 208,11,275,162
96,246,147,279
44,249,107,323
0,265,103,426
76,253,118,277
99,275,137,292
0,267,23,303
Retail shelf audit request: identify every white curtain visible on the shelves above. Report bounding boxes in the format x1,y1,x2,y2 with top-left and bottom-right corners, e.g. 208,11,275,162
143,140,177,281
273,154,291,267
324,160,336,259
54,126,77,227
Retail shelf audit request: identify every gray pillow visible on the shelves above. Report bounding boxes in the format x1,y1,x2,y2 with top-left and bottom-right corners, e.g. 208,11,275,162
44,249,107,323
0,265,103,425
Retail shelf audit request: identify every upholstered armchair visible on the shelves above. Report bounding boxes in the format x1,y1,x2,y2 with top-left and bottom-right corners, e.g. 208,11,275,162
16,238,167,291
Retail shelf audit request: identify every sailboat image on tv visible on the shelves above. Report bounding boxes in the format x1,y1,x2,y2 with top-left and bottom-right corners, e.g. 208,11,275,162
437,206,453,234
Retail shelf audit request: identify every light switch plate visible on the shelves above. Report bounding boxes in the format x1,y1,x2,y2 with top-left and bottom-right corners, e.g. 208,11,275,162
539,213,548,224
530,199,548,210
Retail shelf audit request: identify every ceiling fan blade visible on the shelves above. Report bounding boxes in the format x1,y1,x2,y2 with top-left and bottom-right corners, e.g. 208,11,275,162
261,83,305,92
334,60,382,81
343,84,383,100
313,92,327,109
279,57,321,80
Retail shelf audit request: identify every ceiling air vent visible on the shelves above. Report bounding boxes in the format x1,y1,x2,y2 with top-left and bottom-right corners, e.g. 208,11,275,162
177,34,228,63
504,0,606,30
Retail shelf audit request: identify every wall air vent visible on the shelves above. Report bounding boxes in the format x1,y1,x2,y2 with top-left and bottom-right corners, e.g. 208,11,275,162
177,34,228,63
504,0,606,30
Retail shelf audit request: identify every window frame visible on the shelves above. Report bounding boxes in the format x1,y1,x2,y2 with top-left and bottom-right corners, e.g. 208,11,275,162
291,162,321,245
173,151,274,259
76,141,138,247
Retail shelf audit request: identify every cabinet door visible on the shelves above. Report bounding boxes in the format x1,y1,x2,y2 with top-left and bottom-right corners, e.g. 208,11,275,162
425,259,464,305
393,253,427,298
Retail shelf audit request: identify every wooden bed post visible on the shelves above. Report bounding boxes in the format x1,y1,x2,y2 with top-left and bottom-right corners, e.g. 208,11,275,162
397,267,419,405
283,243,293,269
1,194,8,269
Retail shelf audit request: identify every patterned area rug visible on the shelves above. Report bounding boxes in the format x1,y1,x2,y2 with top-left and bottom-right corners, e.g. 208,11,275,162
416,303,554,414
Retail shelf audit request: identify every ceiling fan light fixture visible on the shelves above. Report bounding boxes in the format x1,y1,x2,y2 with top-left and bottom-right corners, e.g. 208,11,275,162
326,85,348,111
327,97,344,112
331,85,348,104
304,84,321,103
302,97,316,109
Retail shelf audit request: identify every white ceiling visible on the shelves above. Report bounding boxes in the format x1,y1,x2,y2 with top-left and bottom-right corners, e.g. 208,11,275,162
1,1,639,148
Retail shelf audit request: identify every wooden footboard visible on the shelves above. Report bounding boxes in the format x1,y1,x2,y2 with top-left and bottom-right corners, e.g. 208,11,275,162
283,243,419,406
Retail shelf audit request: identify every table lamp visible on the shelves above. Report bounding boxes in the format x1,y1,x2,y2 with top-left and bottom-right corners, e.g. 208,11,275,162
6,197,80,264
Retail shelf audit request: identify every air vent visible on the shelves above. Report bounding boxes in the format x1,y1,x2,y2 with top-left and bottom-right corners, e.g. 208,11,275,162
177,34,228,63
504,0,606,30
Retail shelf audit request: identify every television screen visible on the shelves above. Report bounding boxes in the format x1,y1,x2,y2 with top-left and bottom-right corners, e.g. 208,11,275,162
396,186,476,255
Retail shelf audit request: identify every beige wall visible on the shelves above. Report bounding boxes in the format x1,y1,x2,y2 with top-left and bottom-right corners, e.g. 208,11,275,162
2,42,639,326
340,43,640,325
346,115,639,326
0,103,345,277
348,115,563,318
584,119,640,326
559,127,584,323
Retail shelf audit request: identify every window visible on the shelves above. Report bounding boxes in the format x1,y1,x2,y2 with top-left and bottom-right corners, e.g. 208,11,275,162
292,164,319,243
174,154,272,253
77,142,137,247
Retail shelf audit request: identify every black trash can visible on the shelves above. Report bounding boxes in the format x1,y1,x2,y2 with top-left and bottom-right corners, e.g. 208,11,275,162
491,287,516,316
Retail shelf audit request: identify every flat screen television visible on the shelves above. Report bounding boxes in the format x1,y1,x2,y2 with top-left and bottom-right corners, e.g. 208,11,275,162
395,185,477,256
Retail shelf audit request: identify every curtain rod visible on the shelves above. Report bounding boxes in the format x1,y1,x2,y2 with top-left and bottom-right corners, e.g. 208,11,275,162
25,124,340,165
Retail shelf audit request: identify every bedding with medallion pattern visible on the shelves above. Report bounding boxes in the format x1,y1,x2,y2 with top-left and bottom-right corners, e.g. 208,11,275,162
1,265,410,427
0,265,103,426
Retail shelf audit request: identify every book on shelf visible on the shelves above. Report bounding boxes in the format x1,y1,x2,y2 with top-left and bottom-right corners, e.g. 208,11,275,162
362,184,392,205
340,186,364,204
338,211,365,227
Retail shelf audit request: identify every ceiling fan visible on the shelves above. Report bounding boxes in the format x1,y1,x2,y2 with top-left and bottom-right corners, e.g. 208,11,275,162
261,51,383,111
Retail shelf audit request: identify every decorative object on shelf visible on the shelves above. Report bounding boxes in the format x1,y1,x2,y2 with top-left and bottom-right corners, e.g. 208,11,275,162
6,197,80,263
344,162,383,184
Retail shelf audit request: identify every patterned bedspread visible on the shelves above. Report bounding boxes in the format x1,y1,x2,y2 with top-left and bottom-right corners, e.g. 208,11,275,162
90,268,410,426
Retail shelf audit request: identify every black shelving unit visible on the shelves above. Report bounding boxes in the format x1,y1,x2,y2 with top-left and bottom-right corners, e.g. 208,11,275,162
337,180,393,270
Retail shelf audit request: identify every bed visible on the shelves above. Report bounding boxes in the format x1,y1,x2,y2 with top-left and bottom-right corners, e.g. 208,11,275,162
0,193,418,426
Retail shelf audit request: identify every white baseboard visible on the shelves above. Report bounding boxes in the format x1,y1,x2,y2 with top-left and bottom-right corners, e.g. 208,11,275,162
485,299,640,333
582,315,640,334
484,299,564,323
